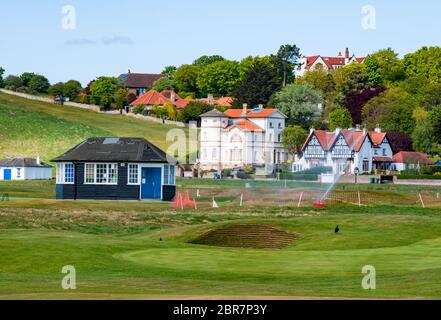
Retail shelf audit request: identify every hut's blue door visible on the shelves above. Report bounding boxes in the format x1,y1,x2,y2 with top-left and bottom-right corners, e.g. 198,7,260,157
141,167,161,199
3,169,12,181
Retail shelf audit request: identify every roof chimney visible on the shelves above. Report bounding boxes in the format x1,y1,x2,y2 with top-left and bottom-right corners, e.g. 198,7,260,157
170,90,176,104
242,103,248,116
338,52,342,57
345,47,350,59
335,127,341,136
36,156,40,165
207,94,214,105
310,127,315,134
375,126,382,133
362,126,367,135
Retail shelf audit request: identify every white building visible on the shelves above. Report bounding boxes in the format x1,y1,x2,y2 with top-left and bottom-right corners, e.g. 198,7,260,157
293,127,394,174
199,105,289,171
0,157,52,180
295,48,365,78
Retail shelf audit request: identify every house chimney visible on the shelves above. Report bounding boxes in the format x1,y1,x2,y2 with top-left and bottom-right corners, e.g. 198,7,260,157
207,94,214,105
375,126,382,133
310,127,315,134
355,124,361,131
335,127,341,136
36,156,40,165
362,126,367,135
242,103,248,116
170,90,176,104
258,104,264,109
345,47,350,59
338,52,342,57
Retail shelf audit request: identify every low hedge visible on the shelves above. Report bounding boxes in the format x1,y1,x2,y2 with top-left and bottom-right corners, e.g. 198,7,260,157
279,173,318,181
397,174,441,180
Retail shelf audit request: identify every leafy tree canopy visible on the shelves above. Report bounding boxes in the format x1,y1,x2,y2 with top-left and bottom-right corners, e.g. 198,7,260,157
403,46,441,84
28,74,50,93
273,44,301,86
270,83,323,128
327,107,353,131
161,66,177,79
232,60,281,107
90,76,118,98
296,65,335,95
152,77,177,92
4,75,23,90
48,82,65,96
364,48,405,87
63,80,83,99
177,101,214,124
196,60,240,96
333,63,370,95
19,72,37,86
281,125,308,154
193,55,225,69
173,64,200,95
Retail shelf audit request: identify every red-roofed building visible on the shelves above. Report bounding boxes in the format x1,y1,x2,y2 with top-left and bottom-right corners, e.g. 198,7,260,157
392,151,433,171
296,48,365,77
199,104,288,171
293,126,396,174
129,90,191,111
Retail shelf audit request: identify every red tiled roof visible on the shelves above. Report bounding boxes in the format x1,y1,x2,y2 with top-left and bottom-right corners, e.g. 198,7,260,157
356,57,366,63
224,108,279,118
392,151,433,164
160,90,183,101
225,119,264,132
130,90,170,106
175,99,191,109
303,129,378,152
373,157,393,162
369,132,386,145
216,96,233,107
306,56,320,68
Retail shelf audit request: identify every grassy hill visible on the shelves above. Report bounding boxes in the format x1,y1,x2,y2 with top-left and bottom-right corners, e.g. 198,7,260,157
0,92,186,163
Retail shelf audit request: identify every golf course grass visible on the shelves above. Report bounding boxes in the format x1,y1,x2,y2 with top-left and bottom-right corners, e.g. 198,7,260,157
1,180,441,299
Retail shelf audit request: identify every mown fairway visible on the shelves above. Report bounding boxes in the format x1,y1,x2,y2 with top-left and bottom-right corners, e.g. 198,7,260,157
0,92,184,162
1,180,441,299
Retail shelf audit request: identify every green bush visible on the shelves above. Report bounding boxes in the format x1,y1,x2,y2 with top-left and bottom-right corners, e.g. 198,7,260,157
397,174,441,180
279,172,318,181
132,105,145,114
420,165,441,175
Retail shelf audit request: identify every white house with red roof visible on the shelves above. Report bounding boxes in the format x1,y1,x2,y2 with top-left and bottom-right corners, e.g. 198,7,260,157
296,48,366,78
199,105,288,171
293,127,394,174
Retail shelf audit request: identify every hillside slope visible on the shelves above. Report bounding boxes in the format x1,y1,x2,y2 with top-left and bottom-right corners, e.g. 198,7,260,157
0,92,185,163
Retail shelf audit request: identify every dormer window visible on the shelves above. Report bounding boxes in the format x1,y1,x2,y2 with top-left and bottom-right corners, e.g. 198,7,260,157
269,122,274,128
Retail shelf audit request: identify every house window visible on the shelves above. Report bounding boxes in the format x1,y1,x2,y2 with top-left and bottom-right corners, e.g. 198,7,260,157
163,165,175,185
278,123,282,129
16,168,22,178
128,164,139,184
269,122,274,128
383,148,387,156
212,148,218,160
56,163,75,184
85,163,95,183
278,134,281,142
363,160,369,172
84,163,118,185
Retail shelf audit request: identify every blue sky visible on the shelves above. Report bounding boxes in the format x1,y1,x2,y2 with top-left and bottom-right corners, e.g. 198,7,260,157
1,0,440,85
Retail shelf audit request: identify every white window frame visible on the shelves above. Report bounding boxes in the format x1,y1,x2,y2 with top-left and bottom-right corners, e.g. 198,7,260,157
83,163,118,185
128,164,140,185
56,163,75,184
163,164,175,185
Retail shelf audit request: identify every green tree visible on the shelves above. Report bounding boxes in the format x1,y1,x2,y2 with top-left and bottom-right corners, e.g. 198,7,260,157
151,77,177,92
239,56,275,79
19,72,37,86
177,102,213,124
114,87,128,109
197,60,240,95
270,83,323,128
333,63,370,95
28,74,50,93
90,76,118,108
296,65,335,95
428,106,441,143
164,102,177,120
4,75,23,91
327,107,353,130
232,60,281,107
403,46,441,84
48,82,65,96
273,44,301,86
412,108,437,154
281,125,308,154
361,88,417,133
161,66,177,79
0,67,4,87
173,64,200,95
63,80,83,99
193,55,225,69
364,48,405,87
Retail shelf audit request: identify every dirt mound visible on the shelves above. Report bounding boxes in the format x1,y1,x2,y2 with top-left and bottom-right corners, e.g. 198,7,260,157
190,224,296,249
